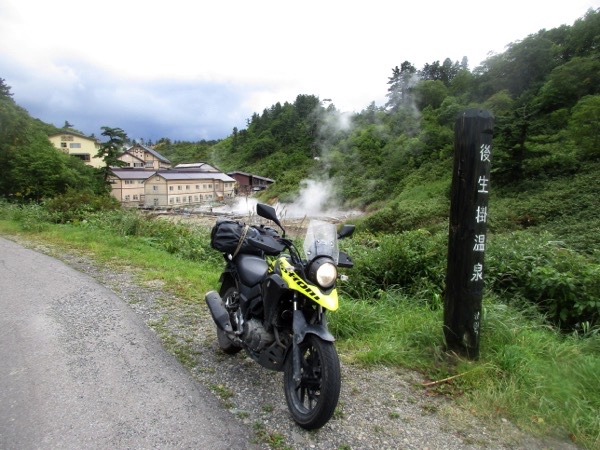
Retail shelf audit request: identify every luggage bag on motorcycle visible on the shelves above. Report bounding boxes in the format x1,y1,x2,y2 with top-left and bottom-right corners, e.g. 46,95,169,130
210,218,260,255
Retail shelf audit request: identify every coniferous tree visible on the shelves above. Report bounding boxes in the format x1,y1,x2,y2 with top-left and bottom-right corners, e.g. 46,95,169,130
385,61,417,111
96,126,128,182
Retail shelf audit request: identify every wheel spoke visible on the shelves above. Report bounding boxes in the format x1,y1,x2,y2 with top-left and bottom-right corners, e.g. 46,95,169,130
284,335,341,429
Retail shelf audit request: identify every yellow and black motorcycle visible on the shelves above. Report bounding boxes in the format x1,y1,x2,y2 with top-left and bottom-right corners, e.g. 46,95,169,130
205,203,354,429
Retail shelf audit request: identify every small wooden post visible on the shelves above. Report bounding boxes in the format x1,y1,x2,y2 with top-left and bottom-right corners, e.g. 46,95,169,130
444,109,494,359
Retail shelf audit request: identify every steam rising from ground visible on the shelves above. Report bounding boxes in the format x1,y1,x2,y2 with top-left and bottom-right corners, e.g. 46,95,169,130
214,104,362,220
214,178,358,220
278,179,342,219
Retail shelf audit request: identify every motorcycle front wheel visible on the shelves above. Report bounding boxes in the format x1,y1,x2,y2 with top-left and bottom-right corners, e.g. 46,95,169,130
283,334,341,430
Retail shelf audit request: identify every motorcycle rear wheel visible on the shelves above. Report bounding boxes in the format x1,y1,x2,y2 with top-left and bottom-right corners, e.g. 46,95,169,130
217,285,242,355
283,334,341,430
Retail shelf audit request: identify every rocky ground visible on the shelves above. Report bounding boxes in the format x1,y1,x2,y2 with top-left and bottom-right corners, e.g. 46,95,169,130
11,235,580,450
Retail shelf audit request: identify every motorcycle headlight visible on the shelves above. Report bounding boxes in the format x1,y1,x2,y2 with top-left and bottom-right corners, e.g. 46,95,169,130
308,257,337,289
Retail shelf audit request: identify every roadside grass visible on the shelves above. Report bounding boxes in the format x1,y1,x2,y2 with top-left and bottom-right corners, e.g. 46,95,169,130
460,301,599,447
0,221,220,301
330,289,445,370
330,290,600,449
1,216,598,449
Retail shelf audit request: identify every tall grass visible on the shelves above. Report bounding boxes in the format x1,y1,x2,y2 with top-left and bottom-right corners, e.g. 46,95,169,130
330,287,444,369
330,290,600,448
464,301,600,447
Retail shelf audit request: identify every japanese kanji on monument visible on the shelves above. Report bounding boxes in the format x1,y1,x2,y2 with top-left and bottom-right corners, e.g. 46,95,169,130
444,109,494,359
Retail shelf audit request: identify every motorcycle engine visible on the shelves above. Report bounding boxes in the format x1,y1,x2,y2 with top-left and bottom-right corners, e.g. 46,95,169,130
242,318,275,352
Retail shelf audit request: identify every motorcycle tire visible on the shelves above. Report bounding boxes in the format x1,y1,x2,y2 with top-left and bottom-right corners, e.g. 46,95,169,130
217,285,242,355
283,334,341,430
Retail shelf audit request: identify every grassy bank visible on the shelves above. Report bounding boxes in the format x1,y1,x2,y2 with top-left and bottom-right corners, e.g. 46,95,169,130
1,209,598,449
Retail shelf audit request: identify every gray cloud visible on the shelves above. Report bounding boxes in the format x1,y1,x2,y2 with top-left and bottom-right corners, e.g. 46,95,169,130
1,55,253,141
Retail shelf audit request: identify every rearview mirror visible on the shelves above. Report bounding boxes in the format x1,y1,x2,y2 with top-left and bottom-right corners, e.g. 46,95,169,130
337,224,355,239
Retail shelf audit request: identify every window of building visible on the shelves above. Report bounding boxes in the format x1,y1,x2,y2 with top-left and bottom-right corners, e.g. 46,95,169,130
178,185,182,190
125,180,133,185
176,197,181,203
133,195,138,200
154,199,159,206
153,186,158,191
124,195,130,201
69,143,81,149
194,195,199,202
61,142,68,148
169,198,174,204
169,186,173,191
195,185,200,189
186,185,190,190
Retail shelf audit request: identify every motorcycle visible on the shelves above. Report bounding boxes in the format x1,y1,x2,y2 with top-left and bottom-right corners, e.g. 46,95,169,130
205,203,354,429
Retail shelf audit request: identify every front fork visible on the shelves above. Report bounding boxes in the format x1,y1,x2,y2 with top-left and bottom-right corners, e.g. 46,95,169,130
291,299,335,384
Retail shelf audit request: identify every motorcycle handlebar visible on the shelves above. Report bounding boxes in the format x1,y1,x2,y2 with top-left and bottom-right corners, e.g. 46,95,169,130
247,234,286,256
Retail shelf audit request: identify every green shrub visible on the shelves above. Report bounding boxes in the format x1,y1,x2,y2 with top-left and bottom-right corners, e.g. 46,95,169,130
342,229,447,302
0,200,19,221
43,189,120,223
359,197,448,233
10,203,53,232
486,231,600,328
79,209,220,265
522,151,580,178
490,166,600,255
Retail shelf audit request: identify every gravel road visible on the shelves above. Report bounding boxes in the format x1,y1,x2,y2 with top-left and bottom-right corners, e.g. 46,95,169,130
0,237,261,449
1,235,580,450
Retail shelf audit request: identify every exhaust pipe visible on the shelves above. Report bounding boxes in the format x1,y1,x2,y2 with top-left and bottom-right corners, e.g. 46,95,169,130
205,291,233,333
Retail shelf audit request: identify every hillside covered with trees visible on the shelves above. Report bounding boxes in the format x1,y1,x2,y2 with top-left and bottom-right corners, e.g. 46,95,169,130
156,9,599,242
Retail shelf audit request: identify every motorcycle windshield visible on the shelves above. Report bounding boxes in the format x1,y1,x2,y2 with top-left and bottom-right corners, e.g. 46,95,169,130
303,220,339,264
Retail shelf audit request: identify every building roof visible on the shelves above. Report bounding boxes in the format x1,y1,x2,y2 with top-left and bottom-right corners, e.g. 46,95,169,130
228,171,275,183
110,169,155,180
48,129,99,142
129,144,171,163
156,172,235,182
174,162,219,172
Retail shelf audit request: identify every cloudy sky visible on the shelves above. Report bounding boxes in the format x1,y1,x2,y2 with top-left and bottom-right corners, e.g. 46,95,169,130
1,0,597,142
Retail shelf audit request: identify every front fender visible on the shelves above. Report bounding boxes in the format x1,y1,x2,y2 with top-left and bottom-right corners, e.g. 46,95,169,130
291,310,335,384
292,310,335,344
